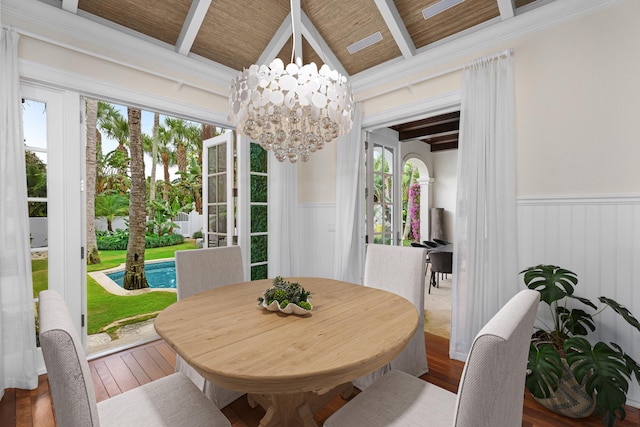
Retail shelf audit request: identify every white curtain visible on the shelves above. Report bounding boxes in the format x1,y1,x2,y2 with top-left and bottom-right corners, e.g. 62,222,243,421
450,51,518,361
333,103,364,284
268,158,300,277
0,28,39,399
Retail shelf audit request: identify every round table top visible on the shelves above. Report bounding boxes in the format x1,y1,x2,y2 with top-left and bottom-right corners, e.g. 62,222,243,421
154,277,418,394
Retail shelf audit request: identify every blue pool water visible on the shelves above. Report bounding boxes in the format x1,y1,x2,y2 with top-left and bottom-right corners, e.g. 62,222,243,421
107,261,176,289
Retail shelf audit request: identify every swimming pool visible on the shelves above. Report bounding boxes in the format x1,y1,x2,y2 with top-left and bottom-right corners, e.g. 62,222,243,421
107,260,176,289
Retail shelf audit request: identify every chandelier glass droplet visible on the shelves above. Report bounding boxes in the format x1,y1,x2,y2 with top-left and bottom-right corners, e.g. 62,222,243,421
229,58,354,163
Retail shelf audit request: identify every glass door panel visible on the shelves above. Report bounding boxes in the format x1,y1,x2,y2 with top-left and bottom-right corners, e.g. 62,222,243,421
366,130,401,246
203,132,235,247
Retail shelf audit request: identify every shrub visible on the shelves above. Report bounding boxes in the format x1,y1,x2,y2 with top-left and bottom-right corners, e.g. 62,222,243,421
97,229,184,250
192,230,203,239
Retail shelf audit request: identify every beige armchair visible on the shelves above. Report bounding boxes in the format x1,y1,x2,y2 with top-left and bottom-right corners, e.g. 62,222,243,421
352,244,429,391
324,289,540,426
39,289,230,427
174,246,246,409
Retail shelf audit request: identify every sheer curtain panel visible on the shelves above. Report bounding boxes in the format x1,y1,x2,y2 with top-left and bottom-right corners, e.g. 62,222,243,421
0,28,39,399
268,159,300,277
450,50,519,361
333,103,364,283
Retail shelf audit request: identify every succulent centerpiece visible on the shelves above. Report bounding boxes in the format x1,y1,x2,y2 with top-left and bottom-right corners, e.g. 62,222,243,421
258,276,312,315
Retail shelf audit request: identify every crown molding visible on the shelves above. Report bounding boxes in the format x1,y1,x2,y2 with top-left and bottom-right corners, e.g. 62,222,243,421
20,59,230,126
2,0,237,92
350,0,621,94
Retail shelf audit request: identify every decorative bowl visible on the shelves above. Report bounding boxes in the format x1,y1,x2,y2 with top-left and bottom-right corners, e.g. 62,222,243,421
261,298,312,316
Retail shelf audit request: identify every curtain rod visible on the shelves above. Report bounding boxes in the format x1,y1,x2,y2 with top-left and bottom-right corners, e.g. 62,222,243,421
6,25,228,98
357,48,513,102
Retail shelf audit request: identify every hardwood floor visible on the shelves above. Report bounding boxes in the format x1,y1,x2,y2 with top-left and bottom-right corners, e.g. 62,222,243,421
1,333,638,426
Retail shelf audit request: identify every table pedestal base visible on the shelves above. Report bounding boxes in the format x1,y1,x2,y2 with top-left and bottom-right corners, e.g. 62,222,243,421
248,382,354,427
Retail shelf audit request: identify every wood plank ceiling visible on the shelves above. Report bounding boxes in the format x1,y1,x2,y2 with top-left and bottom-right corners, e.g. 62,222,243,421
60,0,550,145
72,0,541,76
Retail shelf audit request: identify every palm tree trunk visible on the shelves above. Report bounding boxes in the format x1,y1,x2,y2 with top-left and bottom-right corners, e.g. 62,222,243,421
177,142,187,176
85,98,101,264
149,112,159,227
123,107,148,290
162,152,170,202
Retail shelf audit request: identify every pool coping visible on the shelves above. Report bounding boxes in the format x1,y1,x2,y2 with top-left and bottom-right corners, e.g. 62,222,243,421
89,258,178,296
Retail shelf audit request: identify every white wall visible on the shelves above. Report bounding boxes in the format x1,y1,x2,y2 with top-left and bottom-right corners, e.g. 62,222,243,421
431,150,458,242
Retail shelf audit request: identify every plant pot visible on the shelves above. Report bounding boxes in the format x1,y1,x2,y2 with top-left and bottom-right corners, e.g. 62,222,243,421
533,359,596,418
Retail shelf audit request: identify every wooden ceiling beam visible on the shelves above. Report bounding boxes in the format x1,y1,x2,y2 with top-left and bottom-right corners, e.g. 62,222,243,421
399,120,459,141
300,11,349,77
393,111,460,131
373,0,415,59
429,140,458,152
176,0,212,56
422,134,458,145
497,0,516,20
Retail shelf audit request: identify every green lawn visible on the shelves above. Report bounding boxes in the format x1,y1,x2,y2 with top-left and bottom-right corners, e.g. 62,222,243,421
33,240,198,336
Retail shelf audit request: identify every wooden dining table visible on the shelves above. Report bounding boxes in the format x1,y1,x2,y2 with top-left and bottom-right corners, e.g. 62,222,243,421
154,277,418,427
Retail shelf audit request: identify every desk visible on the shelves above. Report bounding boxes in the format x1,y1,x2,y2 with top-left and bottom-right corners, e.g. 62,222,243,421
154,277,418,427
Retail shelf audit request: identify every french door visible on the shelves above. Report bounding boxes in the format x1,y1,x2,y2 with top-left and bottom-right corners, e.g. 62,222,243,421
22,83,85,372
202,131,236,248
366,129,401,246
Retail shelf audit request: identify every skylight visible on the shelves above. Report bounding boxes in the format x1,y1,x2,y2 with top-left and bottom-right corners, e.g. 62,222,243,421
347,31,383,54
422,0,465,20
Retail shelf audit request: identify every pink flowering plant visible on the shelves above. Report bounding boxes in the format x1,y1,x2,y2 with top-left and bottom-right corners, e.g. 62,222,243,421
408,183,420,241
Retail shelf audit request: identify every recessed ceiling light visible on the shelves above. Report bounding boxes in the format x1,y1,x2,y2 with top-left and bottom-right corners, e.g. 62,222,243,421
347,31,383,55
422,0,464,20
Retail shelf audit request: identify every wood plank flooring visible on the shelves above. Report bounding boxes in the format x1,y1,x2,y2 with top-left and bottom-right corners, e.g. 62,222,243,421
1,333,638,426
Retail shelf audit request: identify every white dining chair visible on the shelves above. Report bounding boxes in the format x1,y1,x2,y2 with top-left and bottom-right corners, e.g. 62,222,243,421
324,289,540,427
174,245,246,409
352,244,429,391
38,290,231,427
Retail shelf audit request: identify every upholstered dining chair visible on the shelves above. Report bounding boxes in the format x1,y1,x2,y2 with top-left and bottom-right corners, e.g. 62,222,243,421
428,250,453,294
38,290,231,427
174,245,246,409
324,289,540,427
352,244,429,391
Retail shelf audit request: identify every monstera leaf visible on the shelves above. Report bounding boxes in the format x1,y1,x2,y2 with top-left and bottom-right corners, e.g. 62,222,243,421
526,342,563,399
565,338,631,427
598,297,640,333
521,265,577,305
557,307,595,336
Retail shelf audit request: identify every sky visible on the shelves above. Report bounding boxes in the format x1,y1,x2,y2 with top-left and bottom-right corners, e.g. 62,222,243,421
21,98,206,181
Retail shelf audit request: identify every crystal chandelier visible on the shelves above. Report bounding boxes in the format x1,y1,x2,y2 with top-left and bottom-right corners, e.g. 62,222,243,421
228,2,354,163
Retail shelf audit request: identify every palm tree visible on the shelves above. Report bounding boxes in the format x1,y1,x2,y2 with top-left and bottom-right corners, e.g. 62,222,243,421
148,112,160,222
157,125,177,202
100,107,130,193
165,117,200,178
95,191,129,232
85,98,101,264
123,107,148,290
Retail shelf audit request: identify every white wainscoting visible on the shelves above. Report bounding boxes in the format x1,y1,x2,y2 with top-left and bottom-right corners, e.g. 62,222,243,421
517,195,640,408
298,203,336,279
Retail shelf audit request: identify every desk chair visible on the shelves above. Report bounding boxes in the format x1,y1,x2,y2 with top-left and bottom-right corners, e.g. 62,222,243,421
175,246,246,409
353,244,429,391
39,290,230,427
325,290,540,427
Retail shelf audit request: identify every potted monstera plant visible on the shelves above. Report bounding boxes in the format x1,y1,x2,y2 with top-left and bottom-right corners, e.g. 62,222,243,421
522,265,640,427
